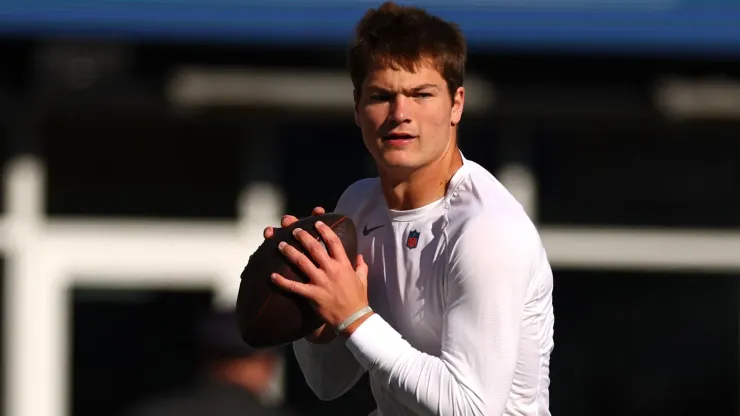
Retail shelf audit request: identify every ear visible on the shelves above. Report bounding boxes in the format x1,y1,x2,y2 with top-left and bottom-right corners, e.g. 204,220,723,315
353,89,360,127
450,87,465,126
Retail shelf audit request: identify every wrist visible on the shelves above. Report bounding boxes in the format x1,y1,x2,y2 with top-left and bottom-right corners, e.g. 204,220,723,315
334,306,373,337
340,311,374,338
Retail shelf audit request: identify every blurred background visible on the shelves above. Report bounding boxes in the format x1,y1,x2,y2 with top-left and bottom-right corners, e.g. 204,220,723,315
0,1,739,415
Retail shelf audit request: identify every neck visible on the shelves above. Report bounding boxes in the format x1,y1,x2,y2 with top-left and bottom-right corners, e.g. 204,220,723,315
379,144,463,211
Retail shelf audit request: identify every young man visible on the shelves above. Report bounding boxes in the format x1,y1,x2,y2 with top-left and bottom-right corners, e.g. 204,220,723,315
263,2,554,415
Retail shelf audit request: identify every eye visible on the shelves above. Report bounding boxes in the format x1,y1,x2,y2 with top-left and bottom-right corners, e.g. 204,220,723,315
415,92,433,98
370,93,393,102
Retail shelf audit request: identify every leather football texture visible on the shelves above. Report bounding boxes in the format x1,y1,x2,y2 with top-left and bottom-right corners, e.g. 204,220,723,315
236,213,358,348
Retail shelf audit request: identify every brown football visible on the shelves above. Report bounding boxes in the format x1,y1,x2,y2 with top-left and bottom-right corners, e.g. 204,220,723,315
236,213,358,348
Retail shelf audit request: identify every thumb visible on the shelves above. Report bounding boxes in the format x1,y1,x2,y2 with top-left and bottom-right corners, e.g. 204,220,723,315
355,254,368,285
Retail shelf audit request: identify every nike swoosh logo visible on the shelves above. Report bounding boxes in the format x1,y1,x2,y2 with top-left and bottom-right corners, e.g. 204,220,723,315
363,224,385,236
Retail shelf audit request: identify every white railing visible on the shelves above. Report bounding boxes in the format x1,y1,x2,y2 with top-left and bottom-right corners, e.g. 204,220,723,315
2,155,282,416
4,155,740,416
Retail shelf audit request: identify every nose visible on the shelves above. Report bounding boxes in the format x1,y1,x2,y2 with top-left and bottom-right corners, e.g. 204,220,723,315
388,95,410,123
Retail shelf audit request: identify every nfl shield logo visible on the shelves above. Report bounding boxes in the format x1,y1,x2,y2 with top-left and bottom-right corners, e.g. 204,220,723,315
406,230,420,249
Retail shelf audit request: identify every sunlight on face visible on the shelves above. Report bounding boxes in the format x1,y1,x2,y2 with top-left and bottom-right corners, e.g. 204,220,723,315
354,62,464,172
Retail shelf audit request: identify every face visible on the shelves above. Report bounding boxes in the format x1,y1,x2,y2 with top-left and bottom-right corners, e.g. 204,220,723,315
354,62,464,172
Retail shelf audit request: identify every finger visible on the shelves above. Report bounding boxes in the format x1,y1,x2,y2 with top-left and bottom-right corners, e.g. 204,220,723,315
270,273,317,299
291,228,333,269
356,254,368,276
314,221,349,264
281,215,299,228
278,240,327,283
312,206,326,216
263,226,275,239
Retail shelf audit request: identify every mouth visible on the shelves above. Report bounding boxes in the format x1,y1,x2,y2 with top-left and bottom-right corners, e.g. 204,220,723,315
381,133,417,145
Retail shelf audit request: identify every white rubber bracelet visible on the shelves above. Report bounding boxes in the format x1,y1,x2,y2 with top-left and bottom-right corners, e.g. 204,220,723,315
335,306,373,334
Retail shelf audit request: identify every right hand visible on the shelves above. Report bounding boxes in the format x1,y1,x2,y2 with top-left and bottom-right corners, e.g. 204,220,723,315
263,206,336,344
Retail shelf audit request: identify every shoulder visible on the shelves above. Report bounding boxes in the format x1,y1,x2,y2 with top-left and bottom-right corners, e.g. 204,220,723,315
334,177,380,214
450,210,541,266
447,162,543,274
340,177,379,198
449,160,526,215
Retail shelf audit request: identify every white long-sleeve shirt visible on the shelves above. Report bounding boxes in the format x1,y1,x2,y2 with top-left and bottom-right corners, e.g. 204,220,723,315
293,155,554,416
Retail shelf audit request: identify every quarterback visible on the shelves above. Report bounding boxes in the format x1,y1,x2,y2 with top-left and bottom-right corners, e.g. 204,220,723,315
264,2,555,415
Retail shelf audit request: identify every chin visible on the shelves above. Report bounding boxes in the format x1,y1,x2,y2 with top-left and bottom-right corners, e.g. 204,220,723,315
376,149,422,170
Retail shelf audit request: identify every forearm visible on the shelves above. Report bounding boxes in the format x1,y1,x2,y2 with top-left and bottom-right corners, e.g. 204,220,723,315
345,314,489,416
292,336,366,401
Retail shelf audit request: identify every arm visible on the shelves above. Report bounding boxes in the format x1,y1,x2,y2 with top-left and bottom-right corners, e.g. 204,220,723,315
344,215,539,415
292,336,367,400
291,179,377,400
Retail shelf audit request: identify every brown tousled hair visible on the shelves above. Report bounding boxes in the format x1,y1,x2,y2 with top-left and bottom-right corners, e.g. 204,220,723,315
347,2,467,102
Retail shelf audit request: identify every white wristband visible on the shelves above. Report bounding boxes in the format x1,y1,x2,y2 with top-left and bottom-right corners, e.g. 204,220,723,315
335,306,373,334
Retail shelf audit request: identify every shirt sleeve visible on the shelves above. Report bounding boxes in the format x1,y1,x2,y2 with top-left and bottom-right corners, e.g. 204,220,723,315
292,336,367,401
344,214,540,415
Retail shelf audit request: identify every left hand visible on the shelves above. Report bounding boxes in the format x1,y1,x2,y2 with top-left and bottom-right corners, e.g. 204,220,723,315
270,220,371,331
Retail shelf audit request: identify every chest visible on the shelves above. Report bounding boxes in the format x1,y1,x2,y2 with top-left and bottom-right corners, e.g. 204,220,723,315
357,216,449,353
